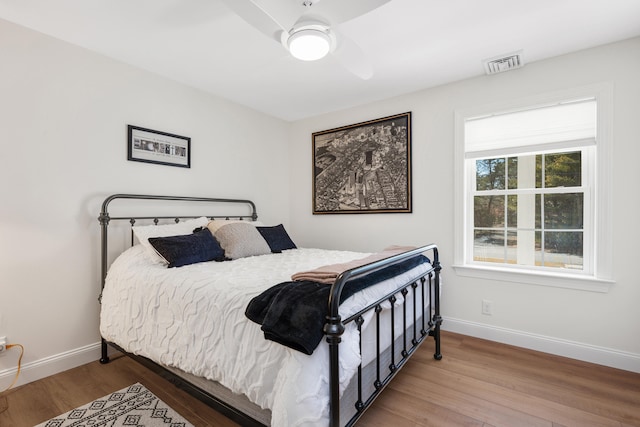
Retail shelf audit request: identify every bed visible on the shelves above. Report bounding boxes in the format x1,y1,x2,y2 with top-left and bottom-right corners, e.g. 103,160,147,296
98,194,442,427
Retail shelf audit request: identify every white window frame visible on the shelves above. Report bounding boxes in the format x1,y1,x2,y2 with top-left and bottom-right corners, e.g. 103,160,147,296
467,147,592,273
453,84,614,292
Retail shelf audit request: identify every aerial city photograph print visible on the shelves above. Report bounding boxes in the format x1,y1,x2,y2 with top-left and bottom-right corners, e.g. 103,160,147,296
313,112,412,214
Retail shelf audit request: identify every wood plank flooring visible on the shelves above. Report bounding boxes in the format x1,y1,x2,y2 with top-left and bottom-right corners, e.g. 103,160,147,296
1,331,638,426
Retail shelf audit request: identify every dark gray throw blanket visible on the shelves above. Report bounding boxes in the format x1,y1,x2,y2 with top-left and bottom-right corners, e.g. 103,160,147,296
245,255,429,354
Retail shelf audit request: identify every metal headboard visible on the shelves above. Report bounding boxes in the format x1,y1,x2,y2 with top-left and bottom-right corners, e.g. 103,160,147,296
98,194,258,292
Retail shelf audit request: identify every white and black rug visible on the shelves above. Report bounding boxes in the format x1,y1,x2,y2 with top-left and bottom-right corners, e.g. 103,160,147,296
36,383,194,427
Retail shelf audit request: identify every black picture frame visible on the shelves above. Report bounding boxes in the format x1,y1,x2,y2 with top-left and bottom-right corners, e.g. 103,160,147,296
313,112,412,214
127,125,191,168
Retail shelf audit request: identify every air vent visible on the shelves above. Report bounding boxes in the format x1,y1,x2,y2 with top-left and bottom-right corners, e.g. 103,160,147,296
482,51,524,75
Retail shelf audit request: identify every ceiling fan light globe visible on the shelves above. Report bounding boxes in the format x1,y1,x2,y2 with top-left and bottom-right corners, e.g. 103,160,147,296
288,29,331,61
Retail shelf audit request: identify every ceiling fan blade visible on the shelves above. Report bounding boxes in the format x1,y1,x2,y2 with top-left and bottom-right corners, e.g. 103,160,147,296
219,0,287,41
306,0,392,24
331,31,373,80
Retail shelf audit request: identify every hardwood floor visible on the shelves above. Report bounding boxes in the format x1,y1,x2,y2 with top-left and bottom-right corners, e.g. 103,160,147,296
1,331,638,426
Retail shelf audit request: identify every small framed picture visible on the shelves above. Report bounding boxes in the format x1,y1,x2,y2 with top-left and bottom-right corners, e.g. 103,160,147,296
313,112,412,214
127,125,191,168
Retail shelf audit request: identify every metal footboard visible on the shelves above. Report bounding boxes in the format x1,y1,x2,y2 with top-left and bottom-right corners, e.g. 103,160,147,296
325,244,442,427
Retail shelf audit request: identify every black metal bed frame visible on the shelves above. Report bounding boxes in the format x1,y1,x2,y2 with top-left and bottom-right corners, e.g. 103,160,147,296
98,194,442,427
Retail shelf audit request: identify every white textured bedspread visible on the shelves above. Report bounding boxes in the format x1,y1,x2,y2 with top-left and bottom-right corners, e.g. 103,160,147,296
100,246,431,427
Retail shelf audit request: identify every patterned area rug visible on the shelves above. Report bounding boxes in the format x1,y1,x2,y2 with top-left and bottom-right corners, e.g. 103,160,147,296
35,383,194,427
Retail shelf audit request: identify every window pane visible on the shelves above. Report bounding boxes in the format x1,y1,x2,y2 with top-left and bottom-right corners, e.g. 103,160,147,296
545,151,581,188
507,195,517,228
476,158,505,190
507,157,518,189
536,155,543,188
535,231,543,265
506,231,517,264
474,196,505,227
474,230,504,263
544,193,583,229
515,155,536,189
535,194,541,229
543,231,583,269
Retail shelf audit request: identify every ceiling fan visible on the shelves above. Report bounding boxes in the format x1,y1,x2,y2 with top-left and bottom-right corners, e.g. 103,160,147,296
219,0,392,79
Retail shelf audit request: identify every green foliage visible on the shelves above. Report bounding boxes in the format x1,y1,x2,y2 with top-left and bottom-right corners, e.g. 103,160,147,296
474,151,584,262
476,158,505,190
541,152,581,188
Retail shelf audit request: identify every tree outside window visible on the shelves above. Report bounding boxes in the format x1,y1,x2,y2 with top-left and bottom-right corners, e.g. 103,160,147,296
472,151,584,269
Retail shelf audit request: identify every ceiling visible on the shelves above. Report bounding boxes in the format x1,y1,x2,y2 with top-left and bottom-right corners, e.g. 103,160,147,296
1,0,640,121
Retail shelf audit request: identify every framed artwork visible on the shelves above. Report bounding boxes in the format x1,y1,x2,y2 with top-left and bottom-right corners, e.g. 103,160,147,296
127,125,191,168
312,112,412,214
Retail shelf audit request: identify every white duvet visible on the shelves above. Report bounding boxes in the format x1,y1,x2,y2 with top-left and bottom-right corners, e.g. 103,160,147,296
100,245,431,427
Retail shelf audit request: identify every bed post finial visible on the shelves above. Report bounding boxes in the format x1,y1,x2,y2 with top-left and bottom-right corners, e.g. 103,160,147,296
98,212,110,226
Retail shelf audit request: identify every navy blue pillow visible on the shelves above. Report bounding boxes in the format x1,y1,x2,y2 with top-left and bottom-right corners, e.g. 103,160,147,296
256,224,297,253
149,229,225,268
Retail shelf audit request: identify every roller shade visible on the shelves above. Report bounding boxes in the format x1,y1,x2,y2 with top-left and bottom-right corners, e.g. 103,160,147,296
465,99,596,158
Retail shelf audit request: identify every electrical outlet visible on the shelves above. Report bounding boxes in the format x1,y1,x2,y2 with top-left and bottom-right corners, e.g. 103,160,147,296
0,336,6,352
481,300,493,315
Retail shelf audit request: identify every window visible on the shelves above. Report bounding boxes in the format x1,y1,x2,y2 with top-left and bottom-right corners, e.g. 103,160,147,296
472,149,587,270
454,85,613,291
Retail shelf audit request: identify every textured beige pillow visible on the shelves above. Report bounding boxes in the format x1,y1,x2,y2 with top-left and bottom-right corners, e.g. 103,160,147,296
206,219,263,234
214,222,271,259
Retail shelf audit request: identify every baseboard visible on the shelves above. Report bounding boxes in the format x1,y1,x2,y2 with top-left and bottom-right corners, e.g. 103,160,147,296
442,317,640,373
0,341,120,389
2,325,638,390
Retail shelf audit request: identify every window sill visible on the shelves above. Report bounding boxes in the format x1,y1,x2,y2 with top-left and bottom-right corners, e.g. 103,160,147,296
452,264,614,293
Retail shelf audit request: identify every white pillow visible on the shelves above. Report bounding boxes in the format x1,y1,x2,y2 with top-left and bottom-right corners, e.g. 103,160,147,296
133,216,210,263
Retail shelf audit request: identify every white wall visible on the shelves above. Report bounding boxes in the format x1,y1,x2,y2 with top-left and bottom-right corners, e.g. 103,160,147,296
0,18,290,387
1,17,638,391
289,37,640,372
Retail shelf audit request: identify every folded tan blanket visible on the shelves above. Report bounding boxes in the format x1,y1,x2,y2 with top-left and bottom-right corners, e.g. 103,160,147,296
291,245,417,284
